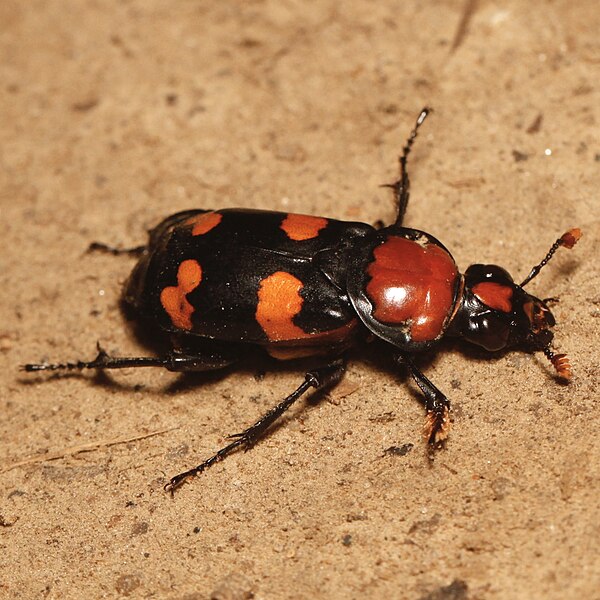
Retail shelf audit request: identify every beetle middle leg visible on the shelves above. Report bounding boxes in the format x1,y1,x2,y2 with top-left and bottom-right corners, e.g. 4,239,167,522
396,353,450,447
165,357,346,493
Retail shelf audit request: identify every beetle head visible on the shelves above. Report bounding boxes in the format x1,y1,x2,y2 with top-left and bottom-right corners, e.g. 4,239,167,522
450,229,581,379
454,264,555,351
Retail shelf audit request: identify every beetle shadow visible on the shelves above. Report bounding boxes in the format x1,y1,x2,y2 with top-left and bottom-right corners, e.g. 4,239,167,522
375,334,569,394
550,257,580,284
230,355,351,440
363,338,523,407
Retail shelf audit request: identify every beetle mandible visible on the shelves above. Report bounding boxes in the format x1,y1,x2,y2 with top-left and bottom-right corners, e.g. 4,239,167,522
25,108,580,492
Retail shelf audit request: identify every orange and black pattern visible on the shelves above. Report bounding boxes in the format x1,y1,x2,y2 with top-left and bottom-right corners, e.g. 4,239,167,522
124,209,372,355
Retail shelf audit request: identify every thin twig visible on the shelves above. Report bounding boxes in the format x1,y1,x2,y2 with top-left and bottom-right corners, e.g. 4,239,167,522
450,0,479,53
0,426,178,474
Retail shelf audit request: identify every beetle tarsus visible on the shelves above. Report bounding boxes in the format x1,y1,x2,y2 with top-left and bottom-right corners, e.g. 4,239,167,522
424,405,451,446
22,346,109,372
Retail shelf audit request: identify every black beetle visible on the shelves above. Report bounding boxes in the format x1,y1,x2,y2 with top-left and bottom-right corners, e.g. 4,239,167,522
25,109,580,491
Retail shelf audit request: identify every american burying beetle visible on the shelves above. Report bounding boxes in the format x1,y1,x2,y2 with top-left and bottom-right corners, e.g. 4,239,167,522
24,108,580,492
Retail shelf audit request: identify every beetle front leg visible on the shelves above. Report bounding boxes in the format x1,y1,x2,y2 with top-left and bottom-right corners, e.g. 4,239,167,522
396,354,451,447
165,357,346,493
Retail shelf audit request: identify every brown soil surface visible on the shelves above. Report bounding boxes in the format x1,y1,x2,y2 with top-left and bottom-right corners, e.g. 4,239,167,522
1,2,599,599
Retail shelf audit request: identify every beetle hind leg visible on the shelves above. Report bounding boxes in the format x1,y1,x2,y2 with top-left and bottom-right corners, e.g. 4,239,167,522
165,357,346,493
22,341,240,373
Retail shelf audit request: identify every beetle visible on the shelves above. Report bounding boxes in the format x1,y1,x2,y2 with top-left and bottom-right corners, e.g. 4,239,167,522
24,108,580,492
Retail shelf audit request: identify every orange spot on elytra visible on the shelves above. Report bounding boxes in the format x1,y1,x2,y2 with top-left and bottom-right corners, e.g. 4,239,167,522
160,259,202,330
186,212,222,236
256,271,358,345
281,214,328,241
256,272,307,341
472,282,513,313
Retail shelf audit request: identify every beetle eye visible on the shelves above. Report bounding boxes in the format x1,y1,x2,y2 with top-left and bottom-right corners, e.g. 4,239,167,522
523,299,556,331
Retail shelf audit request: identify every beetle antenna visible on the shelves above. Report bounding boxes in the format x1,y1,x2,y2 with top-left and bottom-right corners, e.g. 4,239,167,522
543,346,572,380
384,107,432,227
520,228,581,287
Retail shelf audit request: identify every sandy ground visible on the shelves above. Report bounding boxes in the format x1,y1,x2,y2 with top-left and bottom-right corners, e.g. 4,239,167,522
1,1,599,598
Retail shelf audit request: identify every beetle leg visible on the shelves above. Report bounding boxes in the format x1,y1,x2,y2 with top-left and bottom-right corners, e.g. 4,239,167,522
87,242,146,256
396,353,450,447
22,343,238,373
164,357,346,493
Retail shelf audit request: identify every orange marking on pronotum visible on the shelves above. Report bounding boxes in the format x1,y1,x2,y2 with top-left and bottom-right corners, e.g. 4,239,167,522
366,236,458,342
186,212,223,236
160,259,202,330
472,282,513,313
280,214,328,241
